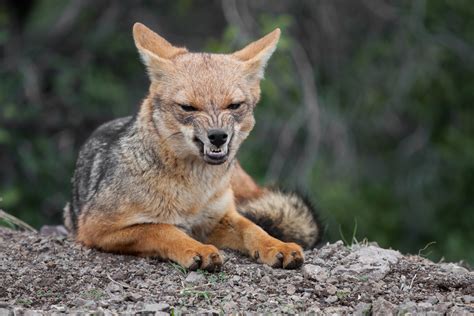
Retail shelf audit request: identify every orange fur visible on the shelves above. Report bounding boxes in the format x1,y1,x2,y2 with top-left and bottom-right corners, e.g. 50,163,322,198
206,207,304,269
231,162,263,203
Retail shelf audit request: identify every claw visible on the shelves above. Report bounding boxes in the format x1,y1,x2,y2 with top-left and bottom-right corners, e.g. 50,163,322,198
272,252,284,268
284,256,303,269
188,255,201,271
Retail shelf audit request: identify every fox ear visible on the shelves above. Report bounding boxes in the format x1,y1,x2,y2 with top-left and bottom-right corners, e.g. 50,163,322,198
233,28,281,81
132,22,188,80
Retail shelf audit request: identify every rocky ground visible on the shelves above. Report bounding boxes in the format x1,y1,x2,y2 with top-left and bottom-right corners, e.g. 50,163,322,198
0,227,473,315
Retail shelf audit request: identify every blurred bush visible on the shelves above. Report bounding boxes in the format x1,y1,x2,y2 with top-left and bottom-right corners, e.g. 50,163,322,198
0,0,473,264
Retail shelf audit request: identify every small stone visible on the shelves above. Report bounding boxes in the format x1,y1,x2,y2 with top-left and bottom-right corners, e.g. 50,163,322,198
84,300,97,309
439,263,469,274
302,264,329,282
106,282,122,293
71,297,88,307
50,305,66,312
462,295,474,304
185,271,205,284
223,301,238,313
125,292,142,302
325,295,338,303
326,284,337,295
0,309,12,316
23,310,43,316
12,308,24,316
332,245,401,281
111,271,127,281
397,301,418,314
286,284,296,295
426,296,439,305
109,294,125,304
231,276,241,283
307,306,322,313
323,306,351,314
142,303,170,312
260,275,271,284
99,301,109,308
353,302,371,316
372,298,395,314
435,303,452,313
418,302,433,311
449,305,472,315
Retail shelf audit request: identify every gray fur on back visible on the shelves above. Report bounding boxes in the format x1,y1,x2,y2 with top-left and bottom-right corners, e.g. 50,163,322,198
67,116,134,232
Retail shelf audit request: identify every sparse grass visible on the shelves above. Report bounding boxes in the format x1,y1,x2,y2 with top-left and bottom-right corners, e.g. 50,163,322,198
180,289,211,301
177,270,225,304
169,262,188,276
16,298,33,306
0,209,37,232
36,289,54,298
208,271,227,284
339,218,361,247
0,218,15,229
81,289,104,300
336,290,350,300
418,241,437,257
197,269,227,283
358,275,369,282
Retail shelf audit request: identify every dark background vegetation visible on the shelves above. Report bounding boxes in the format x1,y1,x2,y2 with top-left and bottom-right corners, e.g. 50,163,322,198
1,1,473,265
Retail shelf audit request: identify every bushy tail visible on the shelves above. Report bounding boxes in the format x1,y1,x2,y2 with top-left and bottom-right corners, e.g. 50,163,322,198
236,189,322,249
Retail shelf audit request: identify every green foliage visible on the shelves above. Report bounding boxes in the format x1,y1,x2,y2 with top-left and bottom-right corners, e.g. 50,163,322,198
0,1,472,265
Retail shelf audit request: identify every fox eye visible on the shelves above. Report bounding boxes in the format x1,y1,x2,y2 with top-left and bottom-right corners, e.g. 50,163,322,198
179,104,198,112
227,103,242,110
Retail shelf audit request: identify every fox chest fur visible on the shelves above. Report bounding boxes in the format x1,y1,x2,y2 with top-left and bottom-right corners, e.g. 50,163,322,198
127,162,234,239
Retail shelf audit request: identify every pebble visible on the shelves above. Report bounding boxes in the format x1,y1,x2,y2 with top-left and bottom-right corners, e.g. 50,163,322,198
106,282,122,293
325,295,338,303
353,302,371,316
302,264,329,282
0,308,11,316
260,275,271,284
125,292,142,302
286,284,296,295
326,284,337,295
185,271,206,284
462,295,474,304
372,298,395,314
142,303,170,312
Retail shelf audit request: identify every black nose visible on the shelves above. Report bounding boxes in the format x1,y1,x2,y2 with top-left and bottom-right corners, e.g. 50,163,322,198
208,129,228,147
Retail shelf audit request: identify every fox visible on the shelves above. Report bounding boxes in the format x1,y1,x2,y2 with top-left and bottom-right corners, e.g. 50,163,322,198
64,23,321,272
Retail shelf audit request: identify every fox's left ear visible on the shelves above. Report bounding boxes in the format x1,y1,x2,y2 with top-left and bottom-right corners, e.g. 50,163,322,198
233,28,281,82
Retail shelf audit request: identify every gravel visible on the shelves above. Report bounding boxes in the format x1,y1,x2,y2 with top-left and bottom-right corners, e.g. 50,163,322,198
0,227,473,314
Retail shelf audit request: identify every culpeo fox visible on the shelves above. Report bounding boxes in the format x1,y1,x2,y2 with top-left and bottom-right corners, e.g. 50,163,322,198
64,23,320,271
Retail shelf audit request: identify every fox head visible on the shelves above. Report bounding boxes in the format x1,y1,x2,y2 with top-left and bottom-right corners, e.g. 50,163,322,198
133,23,280,165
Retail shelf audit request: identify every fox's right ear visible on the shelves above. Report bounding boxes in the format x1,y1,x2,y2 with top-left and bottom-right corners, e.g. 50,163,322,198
132,23,188,80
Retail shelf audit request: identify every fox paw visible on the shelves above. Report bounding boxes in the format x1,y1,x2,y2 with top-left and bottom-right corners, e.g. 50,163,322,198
179,245,223,272
254,242,304,269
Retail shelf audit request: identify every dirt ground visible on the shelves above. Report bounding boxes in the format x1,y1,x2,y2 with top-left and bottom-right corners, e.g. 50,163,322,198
0,227,473,315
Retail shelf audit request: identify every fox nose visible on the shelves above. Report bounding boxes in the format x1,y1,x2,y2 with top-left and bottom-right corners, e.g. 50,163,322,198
208,129,228,147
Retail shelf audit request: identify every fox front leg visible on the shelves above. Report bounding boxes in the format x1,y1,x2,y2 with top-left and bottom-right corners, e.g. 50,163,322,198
77,221,223,272
207,209,304,269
